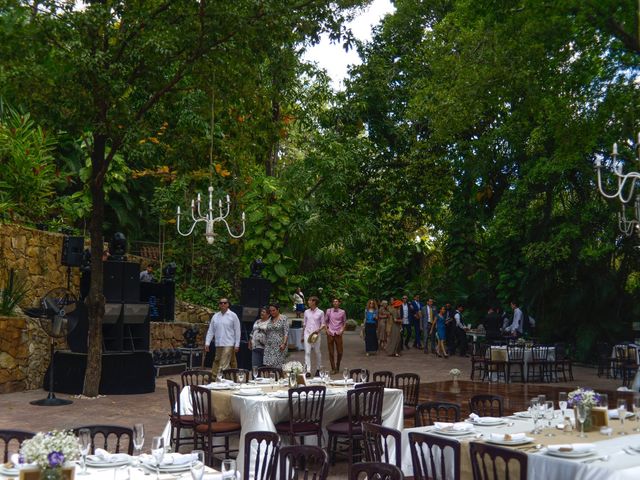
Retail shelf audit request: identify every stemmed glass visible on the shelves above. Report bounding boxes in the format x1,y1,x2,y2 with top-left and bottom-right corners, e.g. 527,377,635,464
221,459,236,479
190,450,205,480
544,401,556,437
342,368,350,388
252,366,258,381
618,399,628,435
359,371,368,384
216,371,224,383
151,436,165,480
319,368,327,384
558,392,567,419
576,403,587,438
133,423,144,457
77,428,91,475
529,398,540,434
633,395,640,432
237,371,246,384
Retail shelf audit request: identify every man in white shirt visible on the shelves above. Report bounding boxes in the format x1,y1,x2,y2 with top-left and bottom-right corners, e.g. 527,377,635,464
422,298,436,354
205,297,241,377
453,305,468,356
507,301,523,337
303,296,324,375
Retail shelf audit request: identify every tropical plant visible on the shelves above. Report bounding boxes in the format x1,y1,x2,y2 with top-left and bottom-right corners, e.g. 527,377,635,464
0,269,29,316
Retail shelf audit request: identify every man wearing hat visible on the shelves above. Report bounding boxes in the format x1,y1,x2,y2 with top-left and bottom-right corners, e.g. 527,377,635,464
303,296,324,375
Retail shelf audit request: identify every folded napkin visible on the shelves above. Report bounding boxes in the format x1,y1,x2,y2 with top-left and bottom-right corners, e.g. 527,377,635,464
468,413,501,423
608,409,632,419
140,453,197,466
433,422,474,431
93,449,130,462
206,382,233,390
489,433,526,442
235,388,261,395
8,454,29,469
547,443,595,453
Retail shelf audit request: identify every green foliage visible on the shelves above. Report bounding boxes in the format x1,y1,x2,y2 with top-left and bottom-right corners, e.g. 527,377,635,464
0,269,29,316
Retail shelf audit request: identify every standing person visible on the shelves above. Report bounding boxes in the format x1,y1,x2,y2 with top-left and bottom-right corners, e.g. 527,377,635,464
410,294,423,348
506,301,523,337
453,304,469,356
497,306,511,333
303,296,324,375
387,298,403,357
422,298,436,354
248,306,270,368
363,299,378,356
399,295,411,348
292,287,305,319
324,298,347,374
263,303,289,368
205,297,241,377
484,306,501,343
377,299,393,351
139,265,155,282
430,306,448,358
444,302,457,355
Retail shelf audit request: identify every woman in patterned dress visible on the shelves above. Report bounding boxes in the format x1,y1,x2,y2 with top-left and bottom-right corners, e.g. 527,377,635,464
263,303,289,368
248,306,270,367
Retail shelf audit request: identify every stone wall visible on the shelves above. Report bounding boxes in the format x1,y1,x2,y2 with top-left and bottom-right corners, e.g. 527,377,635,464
174,300,213,324
150,321,208,350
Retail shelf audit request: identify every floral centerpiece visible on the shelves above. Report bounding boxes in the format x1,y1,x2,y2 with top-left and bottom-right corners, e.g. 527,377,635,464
282,361,304,374
449,368,461,379
567,387,603,431
20,430,79,480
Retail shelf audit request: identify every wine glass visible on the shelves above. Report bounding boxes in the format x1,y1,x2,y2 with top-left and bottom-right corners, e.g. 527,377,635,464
133,423,144,457
77,428,91,475
237,371,246,384
269,372,276,384
151,436,165,480
576,403,587,438
221,459,236,479
318,368,326,384
359,371,368,383
633,395,640,432
342,368,349,387
544,401,555,437
618,398,627,435
252,366,258,381
529,398,540,434
288,372,297,388
558,392,567,419
190,450,205,480
216,371,224,383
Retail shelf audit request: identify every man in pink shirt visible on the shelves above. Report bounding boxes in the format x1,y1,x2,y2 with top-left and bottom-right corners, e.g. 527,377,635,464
303,296,324,375
324,297,347,374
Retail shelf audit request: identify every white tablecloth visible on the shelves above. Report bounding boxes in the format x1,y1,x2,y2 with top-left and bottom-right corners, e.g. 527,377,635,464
487,346,556,381
287,328,304,351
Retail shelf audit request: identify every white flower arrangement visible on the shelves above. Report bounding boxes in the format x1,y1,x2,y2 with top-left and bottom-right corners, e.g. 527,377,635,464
20,430,80,470
282,361,304,374
449,368,461,377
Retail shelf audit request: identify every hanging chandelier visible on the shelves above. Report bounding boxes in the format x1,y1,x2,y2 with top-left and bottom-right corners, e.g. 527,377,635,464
176,88,245,244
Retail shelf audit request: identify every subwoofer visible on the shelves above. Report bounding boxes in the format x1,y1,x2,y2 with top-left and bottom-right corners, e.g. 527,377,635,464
61,236,84,267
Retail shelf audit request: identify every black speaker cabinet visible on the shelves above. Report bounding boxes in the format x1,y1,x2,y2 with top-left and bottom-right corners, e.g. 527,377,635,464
103,261,140,303
61,236,84,267
240,277,272,308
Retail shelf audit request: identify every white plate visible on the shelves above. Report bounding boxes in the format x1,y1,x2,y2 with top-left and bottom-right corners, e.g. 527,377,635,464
513,411,532,418
545,448,595,459
431,428,476,437
140,459,192,473
466,418,506,426
233,389,263,396
486,436,533,446
86,455,131,468
0,465,19,477
330,380,354,386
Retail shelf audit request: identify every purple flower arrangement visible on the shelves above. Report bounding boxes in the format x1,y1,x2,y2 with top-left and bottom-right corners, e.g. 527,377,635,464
567,387,601,408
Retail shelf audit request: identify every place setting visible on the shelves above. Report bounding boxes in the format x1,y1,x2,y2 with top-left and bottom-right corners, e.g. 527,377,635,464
428,422,479,438
466,413,508,427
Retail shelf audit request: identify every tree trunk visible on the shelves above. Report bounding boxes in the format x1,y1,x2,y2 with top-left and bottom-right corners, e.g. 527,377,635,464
82,134,107,397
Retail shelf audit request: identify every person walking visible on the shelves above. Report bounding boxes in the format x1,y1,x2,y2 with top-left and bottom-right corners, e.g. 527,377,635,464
263,303,289,369
422,298,436,354
248,306,270,368
399,295,411,348
430,305,448,358
324,298,347,374
205,297,241,377
292,287,305,319
363,299,378,356
410,294,423,348
377,299,393,351
453,304,469,356
387,298,403,357
303,296,324,375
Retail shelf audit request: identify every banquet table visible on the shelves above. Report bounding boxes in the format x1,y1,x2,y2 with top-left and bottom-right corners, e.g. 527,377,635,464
487,345,556,381
163,380,404,477
400,410,640,480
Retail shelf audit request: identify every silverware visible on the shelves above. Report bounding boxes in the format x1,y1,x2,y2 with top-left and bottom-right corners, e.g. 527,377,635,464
582,455,609,464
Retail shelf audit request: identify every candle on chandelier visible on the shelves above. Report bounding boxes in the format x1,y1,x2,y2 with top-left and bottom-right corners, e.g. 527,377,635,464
177,206,181,215
613,143,618,155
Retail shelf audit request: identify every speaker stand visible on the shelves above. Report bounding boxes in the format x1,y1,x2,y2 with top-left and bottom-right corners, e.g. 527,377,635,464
30,338,73,406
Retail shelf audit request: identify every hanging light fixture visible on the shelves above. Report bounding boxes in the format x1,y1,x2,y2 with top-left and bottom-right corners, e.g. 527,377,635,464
595,134,640,236
176,86,245,244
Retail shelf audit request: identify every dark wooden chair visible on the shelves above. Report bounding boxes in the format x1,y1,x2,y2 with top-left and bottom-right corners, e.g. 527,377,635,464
486,346,507,383
0,430,35,462
527,345,551,382
372,371,394,388
350,368,370,382
349,462,404,480
415,402,461,427
469,441,527,480
596,342,613,378
181,369,213,388
395,373,420,421
469,394,504,417
275,386,326,446
326,385,384,467
72,425,134,454
470,342,488,380
409,431,460,480
551,343,574,382
223,368,251,383
279,445,328,480
506,344,526,383
190,385,241,466
257,366,284,381
361,422,402,467
615,345,638,388
167,379,194,451
243,431,280,480
356,381,386,389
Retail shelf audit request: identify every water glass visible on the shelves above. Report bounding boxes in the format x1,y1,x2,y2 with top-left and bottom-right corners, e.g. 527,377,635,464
221,459,236,479
633,395,640,432
558,392,567,418
133,423,144,456
545,401,555,436
576,403,587,438
190,450,205,480
318,368,326,383
529,399,540,434
618,399,627,434
77,428,91,475
252,366,258,380
359,371,368,383
342,368,350,386
216,371,224,383
269,372,276,384
237,371,246,384
151,436,165,480
288,373,297,389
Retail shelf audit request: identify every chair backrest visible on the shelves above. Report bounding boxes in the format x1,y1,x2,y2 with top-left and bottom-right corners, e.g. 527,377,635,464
279,445,328,480
244,431,280,480
415,402,461,427
347,385,384,432
355,381,386,389
506,344,525,362
223,368,251,383
191,385,216,425
372,371,394,388
350,462,404,480
72,425,134,454
0,430,35,462
395,373,420,406
350,368,370,382
531,345,548,361
473,342,489,358
181,369,213,388
167,379,181,416
469,441,527,480
361,422,402,467
257,367,284,381
288,386,326,427
469,395,504,417
408,431,460,480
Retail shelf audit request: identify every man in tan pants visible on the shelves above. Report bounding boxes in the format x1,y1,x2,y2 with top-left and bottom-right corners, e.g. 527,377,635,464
205,298,240,377
324,298,347,374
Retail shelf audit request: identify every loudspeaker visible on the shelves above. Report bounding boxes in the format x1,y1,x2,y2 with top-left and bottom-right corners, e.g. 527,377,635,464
122,262,140,303
123,303,149,324
240,277,272,308
103,261,140,303
61,236,84,267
